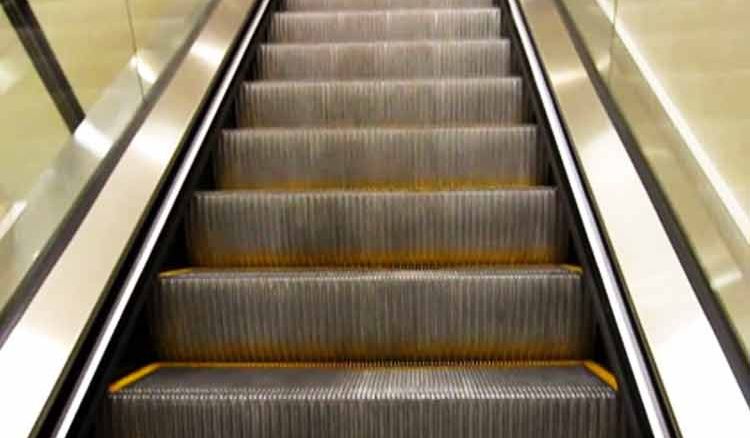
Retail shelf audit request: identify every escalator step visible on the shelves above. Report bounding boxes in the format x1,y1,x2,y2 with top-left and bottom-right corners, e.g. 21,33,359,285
238,78,525,128
186,189,567,267
152,267,593,361
269,9,501,43
108,364,618,438
103,0,623,433
217,126,541,190
284,0,495,12
256,40,512,80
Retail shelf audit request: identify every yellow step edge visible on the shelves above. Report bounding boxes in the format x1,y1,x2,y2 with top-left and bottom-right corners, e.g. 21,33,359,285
109,363,162,393
159,265,582,278
109,360,618,393
584,361,619,391
158,268,197,278
560,264,583,274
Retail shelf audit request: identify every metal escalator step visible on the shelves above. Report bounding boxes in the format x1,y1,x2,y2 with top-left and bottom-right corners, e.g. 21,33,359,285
269,9,501,43
239,78,525,128
152,267,593,361
108,363,619,438
217,127,541,190
256,40,511,80
186,189,567,267
284,0,495,12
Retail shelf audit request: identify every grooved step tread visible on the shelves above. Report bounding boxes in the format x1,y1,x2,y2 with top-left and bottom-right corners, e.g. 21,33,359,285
105,0,618,434
256,40,512,80
269,9,502,43
108,364,618,438
152,267,592,361
239,78,526,128
218,126,541,190
186,189,568,267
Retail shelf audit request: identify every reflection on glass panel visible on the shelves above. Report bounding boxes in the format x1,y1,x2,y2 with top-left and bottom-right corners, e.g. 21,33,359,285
30,0,142,109
129,0,215,93
0,12,68,206
559,0,616,77
559,0,750,357
0,10,71,307
0,0,215,329
0,0,144,318
610,0,750,356
613,0,750,239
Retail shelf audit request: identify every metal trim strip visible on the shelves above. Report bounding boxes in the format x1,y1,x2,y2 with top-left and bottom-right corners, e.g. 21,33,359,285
50,0,271,435
506,2,668,434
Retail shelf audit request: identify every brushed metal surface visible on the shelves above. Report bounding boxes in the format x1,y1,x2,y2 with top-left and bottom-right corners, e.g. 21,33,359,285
0,69,142,317
238,78,526,128
218,126,541,189
269,9,502,43
186,189,567,266
256,40,512,80
517,0,750,436
558,0,615,76
0,1,261,436
108,364,618,438
605,0,750,359
152,268,593,361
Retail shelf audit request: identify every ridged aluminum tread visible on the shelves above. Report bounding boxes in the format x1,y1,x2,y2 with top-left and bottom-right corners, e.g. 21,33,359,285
284,0,495,12
186,189,567,267
152,267,593,361
108,364,618,438
107,0,620,433
238,78,525,128
269,9,501,43
256,40,511,81
217,127,541,190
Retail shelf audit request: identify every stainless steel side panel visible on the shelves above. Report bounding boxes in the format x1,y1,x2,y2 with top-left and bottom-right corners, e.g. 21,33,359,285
514,0,750,436
0,0,261,436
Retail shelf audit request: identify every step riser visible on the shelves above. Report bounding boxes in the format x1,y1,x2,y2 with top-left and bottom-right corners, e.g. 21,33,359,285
269,10,501,43
218,127,541,190
238,79,525,128
284,0,495,12
186,190,567,267
153,270,593,361
111,399,616,438
256,41,511,80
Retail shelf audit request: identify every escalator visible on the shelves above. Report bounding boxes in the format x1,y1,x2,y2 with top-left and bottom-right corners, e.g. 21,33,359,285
93,0,633,436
